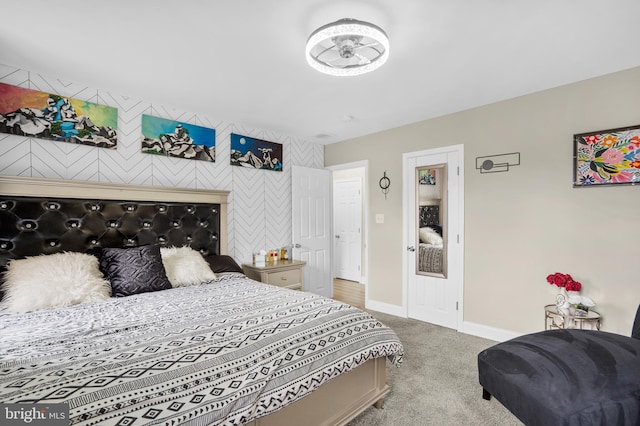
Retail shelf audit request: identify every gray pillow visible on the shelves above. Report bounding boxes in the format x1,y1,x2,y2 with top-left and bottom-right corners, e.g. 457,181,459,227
96,245,172,297
203,254,244,274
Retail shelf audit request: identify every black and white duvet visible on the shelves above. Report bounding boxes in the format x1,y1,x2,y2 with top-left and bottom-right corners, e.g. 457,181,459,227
0,273,403,425
418,243,443,274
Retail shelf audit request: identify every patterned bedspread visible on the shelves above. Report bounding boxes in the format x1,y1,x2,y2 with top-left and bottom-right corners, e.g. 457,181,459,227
418,243,442,273
0,273,403,425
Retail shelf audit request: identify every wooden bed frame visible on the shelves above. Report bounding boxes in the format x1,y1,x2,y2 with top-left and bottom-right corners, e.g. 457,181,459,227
0,175,389,426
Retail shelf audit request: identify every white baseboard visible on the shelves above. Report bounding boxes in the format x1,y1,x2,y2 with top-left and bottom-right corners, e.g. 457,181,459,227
365,300,406,317
362,303,523,343
460,321,522,343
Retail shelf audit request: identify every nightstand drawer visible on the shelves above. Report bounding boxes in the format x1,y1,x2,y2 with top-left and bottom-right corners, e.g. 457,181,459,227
241,259,306,291
266,269,301,288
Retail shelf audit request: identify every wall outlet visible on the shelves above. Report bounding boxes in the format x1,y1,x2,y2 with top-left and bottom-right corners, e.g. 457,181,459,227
375,214,384,224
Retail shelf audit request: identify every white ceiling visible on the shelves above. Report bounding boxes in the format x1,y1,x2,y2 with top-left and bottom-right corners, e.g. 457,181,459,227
2,0,640,145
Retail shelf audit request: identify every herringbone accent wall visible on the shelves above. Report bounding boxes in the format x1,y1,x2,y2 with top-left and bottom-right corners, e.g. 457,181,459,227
0,64,324,264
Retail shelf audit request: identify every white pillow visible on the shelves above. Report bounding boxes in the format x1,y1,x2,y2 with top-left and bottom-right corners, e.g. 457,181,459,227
419,227,443,245
160,246,217,287
1,252,111,313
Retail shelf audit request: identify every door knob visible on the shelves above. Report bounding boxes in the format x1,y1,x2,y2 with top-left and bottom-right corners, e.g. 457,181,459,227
407,245,415,252
335,235,340,239
293,243,302,248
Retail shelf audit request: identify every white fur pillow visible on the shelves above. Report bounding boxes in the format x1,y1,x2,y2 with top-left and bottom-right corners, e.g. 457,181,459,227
419,227,443,245
160,246,217,287
1,252,111,313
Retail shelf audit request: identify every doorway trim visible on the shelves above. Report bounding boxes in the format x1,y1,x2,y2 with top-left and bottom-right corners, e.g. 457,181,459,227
402,145,464,330
326,160,370,304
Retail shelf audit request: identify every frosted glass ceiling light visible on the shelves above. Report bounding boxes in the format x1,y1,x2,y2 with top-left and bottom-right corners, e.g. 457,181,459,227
305,18,389,77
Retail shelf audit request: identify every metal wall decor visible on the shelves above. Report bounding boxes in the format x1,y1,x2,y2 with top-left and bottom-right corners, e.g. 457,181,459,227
475,152,520,173
379,171,390,199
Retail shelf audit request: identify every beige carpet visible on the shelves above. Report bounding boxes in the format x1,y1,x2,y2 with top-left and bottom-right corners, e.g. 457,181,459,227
347,311,524,426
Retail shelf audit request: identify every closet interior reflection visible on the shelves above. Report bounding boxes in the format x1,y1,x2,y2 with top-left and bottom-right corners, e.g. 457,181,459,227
416,164,447,277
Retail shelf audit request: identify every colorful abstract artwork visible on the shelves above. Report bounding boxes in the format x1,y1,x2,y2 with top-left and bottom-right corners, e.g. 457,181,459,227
574,125,640,187
141,115,215,162
0,82,118,148
230,133,283,171
418,169,436,185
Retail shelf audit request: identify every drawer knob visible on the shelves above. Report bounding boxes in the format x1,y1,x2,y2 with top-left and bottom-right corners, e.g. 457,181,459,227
281,276,287,280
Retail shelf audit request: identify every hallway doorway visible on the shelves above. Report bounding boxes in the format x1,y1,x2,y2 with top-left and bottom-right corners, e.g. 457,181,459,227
333,177,362,282
327,160,369,308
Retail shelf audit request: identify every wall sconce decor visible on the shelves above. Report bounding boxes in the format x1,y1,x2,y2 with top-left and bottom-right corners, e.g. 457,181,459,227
379,171,391,199
476,152,520,173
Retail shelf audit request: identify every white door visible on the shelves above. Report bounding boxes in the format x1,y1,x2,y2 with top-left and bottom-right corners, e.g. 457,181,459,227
292,165,333,298
333,178,362,282
403,145,464,330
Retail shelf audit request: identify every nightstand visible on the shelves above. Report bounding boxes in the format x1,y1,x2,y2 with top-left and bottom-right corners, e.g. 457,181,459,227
242,259,306,291
544,304,601,330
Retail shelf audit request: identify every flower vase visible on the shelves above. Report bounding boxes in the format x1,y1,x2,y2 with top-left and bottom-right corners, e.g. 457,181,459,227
555,287,571,316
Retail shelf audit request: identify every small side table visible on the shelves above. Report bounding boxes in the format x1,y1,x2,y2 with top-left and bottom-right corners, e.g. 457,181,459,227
242,259,306,291
544,304,601,331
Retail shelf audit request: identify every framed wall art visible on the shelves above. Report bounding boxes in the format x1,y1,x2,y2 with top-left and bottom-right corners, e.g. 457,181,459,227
141,115,215,162
0,82,117,148
230,133,282,171
418,169,436,185
574,124,640,187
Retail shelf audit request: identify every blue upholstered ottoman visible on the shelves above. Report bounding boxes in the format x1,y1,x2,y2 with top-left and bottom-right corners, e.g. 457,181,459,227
478,307,640,425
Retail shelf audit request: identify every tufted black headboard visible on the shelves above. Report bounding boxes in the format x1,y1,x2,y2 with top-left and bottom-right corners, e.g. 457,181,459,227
419,205,440,228
0,197,221,268
0,176,229,269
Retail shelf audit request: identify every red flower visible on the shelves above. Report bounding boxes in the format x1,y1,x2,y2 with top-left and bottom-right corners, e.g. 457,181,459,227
546,272,582,291
554,274,568,286
565,280,582,291
583,135,600,145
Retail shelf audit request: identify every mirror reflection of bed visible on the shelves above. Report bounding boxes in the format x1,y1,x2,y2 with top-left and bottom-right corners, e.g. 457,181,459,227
418,205,444,274
416,164,446,277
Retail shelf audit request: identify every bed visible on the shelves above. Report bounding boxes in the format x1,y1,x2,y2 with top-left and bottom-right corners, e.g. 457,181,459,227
417,205,443,274
0,176,403,426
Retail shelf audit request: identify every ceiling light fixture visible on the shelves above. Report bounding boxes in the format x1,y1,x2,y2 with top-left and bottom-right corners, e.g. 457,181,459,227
305,18,389,77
